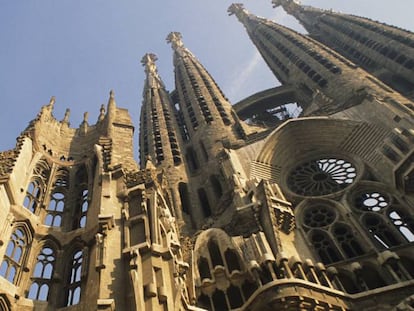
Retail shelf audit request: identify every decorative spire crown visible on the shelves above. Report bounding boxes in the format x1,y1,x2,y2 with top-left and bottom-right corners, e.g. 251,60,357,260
166,32,184,50
141,53,158,75
228,3,248,18
272,0,302,13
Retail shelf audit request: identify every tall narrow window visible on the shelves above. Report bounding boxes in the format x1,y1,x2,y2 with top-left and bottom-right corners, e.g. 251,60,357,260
208,240,224,267
186,147,199,172
27,247,55,301
23,160,50,213
388,209,414,242
178,183,191,214
73,166,89,230
67,250,83,306
23,180,43,213
0,227,29,284
79,189,89,228
309,229,342,264
362,214,401,248
198,188,211,217
333,223,364,258
45,192,65,227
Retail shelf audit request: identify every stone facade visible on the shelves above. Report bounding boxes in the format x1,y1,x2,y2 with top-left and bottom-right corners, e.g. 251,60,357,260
0,2,413,310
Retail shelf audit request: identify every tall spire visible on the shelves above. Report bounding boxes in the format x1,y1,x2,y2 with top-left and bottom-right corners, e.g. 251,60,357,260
139,53,183,167
273,0,414,99
228,4,413,115
166,31,244,147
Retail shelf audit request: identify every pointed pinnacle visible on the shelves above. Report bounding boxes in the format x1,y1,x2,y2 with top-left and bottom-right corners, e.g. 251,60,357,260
83,112,89,123
108,89,116,110
166,32,184,50
48,96,56,108
62,108,70,124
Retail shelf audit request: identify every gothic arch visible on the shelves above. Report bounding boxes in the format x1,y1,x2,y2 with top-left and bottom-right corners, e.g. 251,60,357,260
296,199,366,263
0,295,11,311
72,164,90,229
194,229,244,278
23,158,51,214
62,241,88,307
0,221,34,285
27,242,58,301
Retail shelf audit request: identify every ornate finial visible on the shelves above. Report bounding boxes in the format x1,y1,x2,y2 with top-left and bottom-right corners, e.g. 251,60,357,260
166,32,184,50
228,3,253,23
272,0,301,12
98,104,106,122
228,3,246,16
141,53,158,74
62,108,71,125
110,89,115,98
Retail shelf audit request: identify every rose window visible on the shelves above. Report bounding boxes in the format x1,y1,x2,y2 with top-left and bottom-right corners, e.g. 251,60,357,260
288,158,357,196
304,205,336,228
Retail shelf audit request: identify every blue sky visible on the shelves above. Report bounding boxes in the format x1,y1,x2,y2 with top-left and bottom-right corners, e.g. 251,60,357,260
1,0,413,155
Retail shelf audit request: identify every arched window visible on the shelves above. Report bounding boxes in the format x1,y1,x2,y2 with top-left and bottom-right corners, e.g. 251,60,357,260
208,240,224,267
388,209,414,242
198,188,211,217
353,189,412,247
178,183,191,214
333,223,364,258
309,229,342,264
73,166,89,229
23,160,50,213
362,214,402,248
45,192,65,227
45,169,69,227
66,250,83,306
198,256,211,280
23,180,43,213
27,246,56,301
224,249,241,273
0,227,29,284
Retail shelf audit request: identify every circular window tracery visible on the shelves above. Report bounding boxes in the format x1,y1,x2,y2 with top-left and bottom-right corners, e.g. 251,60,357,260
354,191,389,212
288,157,357,196
304,205,336,228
